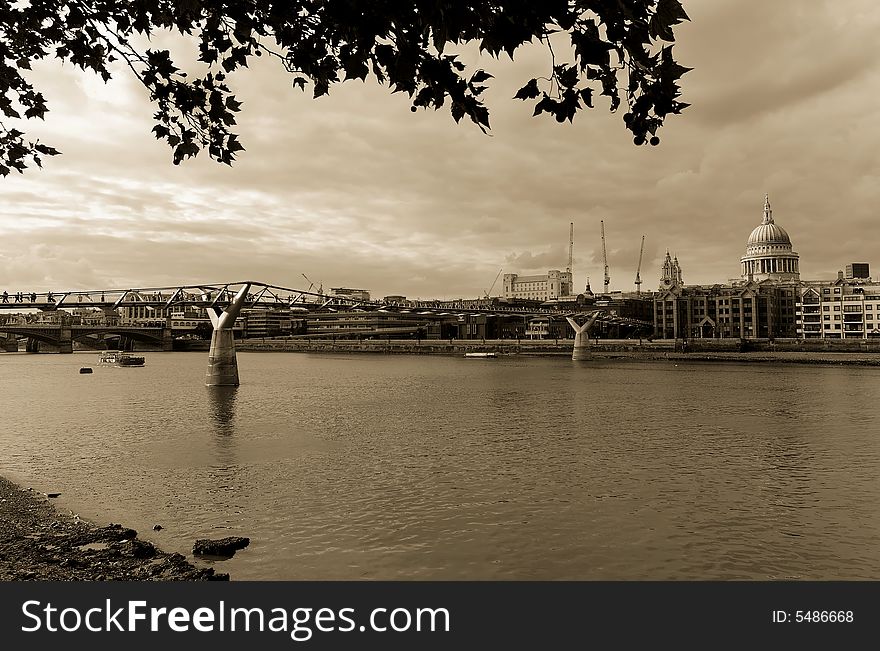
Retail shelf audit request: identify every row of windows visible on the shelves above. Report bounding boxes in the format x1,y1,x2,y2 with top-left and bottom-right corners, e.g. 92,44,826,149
801,315,875,321
821,304,875,311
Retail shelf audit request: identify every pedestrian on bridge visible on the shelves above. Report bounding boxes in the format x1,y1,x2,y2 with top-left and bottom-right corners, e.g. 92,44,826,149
1,291,7,303
30,292,36,302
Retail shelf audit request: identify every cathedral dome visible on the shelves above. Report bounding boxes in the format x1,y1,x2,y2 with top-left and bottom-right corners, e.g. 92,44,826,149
744,195,793,250
740,194,799,282
747,222,791,245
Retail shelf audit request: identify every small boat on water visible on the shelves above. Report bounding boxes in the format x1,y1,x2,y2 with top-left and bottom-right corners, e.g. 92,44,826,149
98,351,146,367
464,352,497,358
79,367,93,374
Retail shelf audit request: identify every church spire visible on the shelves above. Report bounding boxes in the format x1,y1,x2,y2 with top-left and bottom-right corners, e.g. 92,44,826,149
762,194,774,225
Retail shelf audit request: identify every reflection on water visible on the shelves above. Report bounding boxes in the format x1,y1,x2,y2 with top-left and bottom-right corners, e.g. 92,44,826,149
1,352,880,580
208,386,238,436
206,386,242,511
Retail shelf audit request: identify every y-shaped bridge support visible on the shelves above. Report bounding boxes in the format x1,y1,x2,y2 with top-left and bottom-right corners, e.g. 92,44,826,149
205,284,250,386
566,313,600,361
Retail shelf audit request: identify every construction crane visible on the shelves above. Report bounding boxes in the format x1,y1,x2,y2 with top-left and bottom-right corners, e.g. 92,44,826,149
601,220,610,294
484,268,503,298
567,222,574,296
567,222,573,275
635,235,645,295
301,273,323,296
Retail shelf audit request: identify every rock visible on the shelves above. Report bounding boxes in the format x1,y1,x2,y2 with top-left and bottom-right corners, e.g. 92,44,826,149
193,536,250,557
99,524,138,541
46,493,60,498
153,524,163,531
117,539,157,560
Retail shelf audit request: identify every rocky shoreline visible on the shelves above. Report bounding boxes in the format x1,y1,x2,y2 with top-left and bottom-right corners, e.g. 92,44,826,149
0,476,227,581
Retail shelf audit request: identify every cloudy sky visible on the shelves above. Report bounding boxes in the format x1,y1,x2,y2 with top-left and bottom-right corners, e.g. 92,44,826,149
2,1,879,299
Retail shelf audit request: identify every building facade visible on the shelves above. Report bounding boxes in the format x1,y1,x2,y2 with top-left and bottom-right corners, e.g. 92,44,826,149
654,281,799,339
329,288,371,302
502,270,573,302
243,308,294,338
796,277,880,339
846,263,870,280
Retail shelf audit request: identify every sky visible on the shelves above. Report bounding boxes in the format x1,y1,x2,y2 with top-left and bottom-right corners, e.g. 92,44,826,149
2,0,880,299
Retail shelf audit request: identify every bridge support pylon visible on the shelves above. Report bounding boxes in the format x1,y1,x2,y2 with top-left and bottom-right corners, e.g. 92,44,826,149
566,313,600,361
58,326,73,353
205,284,250,386
162,318,174,352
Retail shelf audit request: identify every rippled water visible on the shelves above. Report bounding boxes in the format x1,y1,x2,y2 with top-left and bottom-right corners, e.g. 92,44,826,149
1,351,879,580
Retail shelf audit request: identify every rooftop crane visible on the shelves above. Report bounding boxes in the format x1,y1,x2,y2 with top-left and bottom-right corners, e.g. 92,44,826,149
635,235,645,295
301,273,323,296
567,222,573,275
484,268,503,298
601,220,610,294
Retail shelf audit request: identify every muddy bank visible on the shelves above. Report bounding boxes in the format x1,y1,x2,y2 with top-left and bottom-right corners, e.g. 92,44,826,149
0,476,227,581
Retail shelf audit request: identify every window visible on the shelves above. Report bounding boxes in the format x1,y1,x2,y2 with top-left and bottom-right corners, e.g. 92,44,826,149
834,305,841,311
823,305,830,311
834,288,841,294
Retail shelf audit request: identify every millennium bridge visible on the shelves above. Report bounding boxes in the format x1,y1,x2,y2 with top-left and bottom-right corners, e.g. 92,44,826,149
0,281,651,385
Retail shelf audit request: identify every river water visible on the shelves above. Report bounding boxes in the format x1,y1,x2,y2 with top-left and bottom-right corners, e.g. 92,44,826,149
1,351,878,580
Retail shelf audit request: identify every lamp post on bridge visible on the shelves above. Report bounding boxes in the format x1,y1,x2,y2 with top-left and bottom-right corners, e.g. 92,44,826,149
205,284,250,386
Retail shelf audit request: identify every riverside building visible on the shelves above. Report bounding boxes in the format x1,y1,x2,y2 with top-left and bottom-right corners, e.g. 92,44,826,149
653,195,802,339
795,275,880,339
502,270,573,302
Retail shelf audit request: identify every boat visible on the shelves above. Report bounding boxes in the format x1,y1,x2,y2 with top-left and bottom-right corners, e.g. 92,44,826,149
464,352,497,358
79,367,93,374
98,351,146,367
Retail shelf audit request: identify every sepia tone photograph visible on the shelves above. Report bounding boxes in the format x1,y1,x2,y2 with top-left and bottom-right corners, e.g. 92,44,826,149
1,0,879,598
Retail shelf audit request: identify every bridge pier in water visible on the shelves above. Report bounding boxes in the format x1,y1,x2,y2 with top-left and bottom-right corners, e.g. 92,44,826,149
58,325,73,353
205,284,250,387
566,313,600,361
162,319,174,351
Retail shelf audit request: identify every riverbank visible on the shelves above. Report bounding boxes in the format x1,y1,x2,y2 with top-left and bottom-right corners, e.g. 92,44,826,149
0,475,227,581
233,338,880,366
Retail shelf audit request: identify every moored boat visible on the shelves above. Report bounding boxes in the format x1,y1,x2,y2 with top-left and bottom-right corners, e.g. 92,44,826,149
98,351,146,367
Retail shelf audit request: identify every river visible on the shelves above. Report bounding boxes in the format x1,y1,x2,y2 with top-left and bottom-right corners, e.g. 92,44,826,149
1,351,878,580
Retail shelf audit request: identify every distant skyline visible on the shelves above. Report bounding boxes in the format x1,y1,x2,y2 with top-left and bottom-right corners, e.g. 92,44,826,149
2,1,879,299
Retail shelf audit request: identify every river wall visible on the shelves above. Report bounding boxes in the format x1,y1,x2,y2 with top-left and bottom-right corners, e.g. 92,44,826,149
231,337,880,362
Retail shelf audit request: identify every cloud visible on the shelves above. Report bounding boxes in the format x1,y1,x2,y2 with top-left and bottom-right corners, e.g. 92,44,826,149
505,246,569,272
